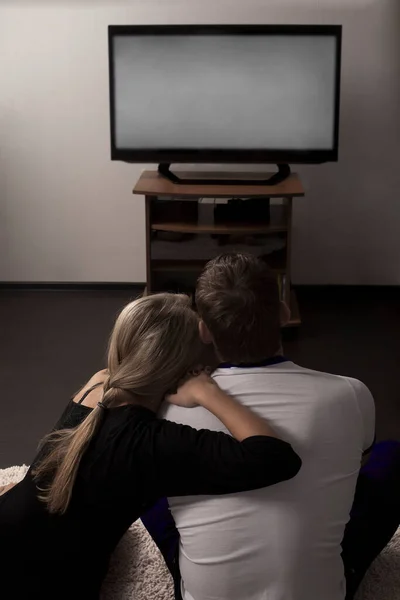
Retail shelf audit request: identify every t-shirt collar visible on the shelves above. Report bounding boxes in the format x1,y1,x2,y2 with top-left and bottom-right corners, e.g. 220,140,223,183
218,356,289,369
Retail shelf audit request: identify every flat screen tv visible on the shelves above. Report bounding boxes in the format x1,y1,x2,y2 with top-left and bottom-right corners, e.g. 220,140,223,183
108,25,342,184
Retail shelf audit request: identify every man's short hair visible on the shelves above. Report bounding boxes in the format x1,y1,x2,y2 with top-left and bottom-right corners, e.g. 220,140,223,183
196,253,281,364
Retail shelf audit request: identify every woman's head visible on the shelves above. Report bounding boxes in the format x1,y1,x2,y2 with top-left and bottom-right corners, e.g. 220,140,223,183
105,293,203,409
33,292,202,514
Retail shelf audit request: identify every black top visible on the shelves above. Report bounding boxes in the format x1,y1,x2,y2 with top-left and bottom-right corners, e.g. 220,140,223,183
0,396,301,600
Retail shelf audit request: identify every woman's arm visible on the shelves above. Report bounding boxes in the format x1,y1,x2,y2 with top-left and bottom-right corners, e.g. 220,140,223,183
167,373,279,440
146,375,301,498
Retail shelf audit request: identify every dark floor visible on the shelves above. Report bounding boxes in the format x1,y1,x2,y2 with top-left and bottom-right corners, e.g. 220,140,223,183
0,286,399,468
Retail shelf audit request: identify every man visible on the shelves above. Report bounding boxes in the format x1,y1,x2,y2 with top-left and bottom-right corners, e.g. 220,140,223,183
145,253,400,600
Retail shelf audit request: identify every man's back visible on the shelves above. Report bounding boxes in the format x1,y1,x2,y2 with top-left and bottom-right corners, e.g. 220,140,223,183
162,361,375,600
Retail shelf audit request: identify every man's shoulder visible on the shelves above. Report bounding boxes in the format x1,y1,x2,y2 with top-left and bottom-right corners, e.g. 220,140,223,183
288,367,373,401
286,365,371,391
160,364,374,432
213,362,373,406
213,361,362,386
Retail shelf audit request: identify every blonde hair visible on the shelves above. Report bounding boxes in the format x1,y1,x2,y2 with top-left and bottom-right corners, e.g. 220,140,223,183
33,293,202,515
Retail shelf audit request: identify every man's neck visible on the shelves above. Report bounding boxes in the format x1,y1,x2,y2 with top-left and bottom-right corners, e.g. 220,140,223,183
218,355,287,370
217,346,284,367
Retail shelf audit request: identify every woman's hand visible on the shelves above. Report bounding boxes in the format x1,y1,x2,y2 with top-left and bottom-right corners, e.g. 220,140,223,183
169,373,280,442
166,372,217,408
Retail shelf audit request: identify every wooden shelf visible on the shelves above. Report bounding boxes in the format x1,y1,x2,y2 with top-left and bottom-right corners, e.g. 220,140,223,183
134,170,305,199
151,203,288,234
152,254,286,275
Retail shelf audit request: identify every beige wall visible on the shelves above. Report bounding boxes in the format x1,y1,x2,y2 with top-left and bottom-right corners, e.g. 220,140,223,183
1,0,399,283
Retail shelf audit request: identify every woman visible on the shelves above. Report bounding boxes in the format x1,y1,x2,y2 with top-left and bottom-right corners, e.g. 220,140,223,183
0,293,301,600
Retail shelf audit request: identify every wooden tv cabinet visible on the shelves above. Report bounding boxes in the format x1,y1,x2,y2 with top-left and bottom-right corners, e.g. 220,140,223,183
133,170,304,327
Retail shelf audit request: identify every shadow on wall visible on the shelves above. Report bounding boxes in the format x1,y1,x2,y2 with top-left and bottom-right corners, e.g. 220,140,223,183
290,0,400,284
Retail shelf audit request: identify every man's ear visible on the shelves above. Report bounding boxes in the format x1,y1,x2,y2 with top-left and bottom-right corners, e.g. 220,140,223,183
280,301,291,327
199,320,213,345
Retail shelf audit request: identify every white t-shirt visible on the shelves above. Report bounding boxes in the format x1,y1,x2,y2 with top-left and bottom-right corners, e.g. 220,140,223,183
161,361,375,600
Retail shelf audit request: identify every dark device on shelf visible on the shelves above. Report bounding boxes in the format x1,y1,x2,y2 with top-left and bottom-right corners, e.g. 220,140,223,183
108,24,342,185
151,199,198,224
214,198,271,226
213,198,271,245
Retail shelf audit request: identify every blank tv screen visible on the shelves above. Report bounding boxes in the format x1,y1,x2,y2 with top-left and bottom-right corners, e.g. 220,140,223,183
109,27,341,162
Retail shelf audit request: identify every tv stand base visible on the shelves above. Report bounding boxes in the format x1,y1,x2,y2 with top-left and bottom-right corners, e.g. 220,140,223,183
157,163,291,186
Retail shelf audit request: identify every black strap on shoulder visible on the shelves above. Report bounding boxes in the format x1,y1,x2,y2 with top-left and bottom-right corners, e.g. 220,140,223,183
77,382,104,405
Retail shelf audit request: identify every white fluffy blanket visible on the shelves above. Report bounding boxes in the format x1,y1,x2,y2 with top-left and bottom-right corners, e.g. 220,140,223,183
1,465,399,600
